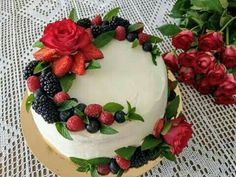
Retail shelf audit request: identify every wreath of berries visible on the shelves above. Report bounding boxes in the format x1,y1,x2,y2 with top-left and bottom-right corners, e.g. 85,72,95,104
24,7,193,177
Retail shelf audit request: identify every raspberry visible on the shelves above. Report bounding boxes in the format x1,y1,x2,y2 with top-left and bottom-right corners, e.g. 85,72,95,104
115,26,126,41
27,76,41,92
23,60,39,80
84,104,102,118
66,115,85,131
91,15,102,25
97,164,110,175
138,32,150,45
115,156,131,170
99,111,114,125
53,91,70,104
52,55,73,77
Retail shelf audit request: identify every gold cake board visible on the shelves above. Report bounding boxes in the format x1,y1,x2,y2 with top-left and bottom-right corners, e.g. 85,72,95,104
20,72,182,177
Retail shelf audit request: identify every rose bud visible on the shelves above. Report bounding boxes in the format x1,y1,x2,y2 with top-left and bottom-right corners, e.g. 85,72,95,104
163,116,193,155
193,52,215,74
198,32,223,52
178,50,197,67
172,30,194,50
178,66,195,85
40,19,91,55
153,118,165,138
222,45,236,68
194,77,214,95
206,64,226,86
162,52,179,72
214,74,236,104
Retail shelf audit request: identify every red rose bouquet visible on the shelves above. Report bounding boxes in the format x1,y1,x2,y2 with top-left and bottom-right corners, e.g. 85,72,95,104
158,0,236,105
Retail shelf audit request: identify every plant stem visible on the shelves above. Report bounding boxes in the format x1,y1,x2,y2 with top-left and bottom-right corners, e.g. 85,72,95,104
190,26,199,31
220,17,236,32
226,27,230,45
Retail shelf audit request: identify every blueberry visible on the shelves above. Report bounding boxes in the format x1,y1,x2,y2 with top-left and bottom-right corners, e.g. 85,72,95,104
114,111,126,123
75,103,87,113
86,119,100,133
109,159,120,174
126,32,137,42
168,90,176,102
59,109,74,122
142,42,152,52
34,89,43,98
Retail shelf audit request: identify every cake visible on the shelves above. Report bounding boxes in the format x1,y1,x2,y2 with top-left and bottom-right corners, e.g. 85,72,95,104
23,7,193,176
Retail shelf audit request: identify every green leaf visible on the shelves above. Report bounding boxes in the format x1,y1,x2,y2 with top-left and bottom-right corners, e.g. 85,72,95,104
161,121,172,135
117,169,124,177
115,146,136,160
191,0,224,13
128,112,144,122
86,60,101,70
103,7,120,21
103,102,124,112
56,123,73,140
208,13,221,30
74,108,85,117
151,45,161,66
170,0,191,18
93,31,115,48
219,0,229,9
228,66,236,73
88,157,111,165
158,24,181,36
220,10,232,27
187,11,205,29
162,151,176,161
126,101,132,113
150,35,163,43
26,94,35,112
76,166,90,172
32,41,44,48
57,99,78,111
128,23,144,33
100,124,118,135
70,157,89,166
90,166,99,177
59,73,76,92
132,38,139,48
69,8,78,22
165,96,180,119
33,61,50,74
141,135,162,151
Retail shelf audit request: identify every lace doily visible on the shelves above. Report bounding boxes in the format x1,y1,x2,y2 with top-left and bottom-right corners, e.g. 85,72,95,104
0,0,235,176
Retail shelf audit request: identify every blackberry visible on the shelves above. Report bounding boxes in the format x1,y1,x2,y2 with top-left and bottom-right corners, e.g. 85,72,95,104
101,25,112,32
144,148,161,161
130,147,148,168
77,18,91,28
109,16,130,30
126,32,138,42
109,17,119,30
23,60,39,80
59,109,74,122
91,25,102,38
142,42,152,52
34,88,44,98
40,70,61,97
32,94,59,123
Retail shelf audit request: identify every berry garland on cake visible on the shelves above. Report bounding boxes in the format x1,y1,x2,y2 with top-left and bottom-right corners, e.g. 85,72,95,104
23,7,193,177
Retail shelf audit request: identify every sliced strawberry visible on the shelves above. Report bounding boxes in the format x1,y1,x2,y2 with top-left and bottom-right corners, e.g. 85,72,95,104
85,28,93,41
71,52,86,75
52,55,73,77
33,47,57,61
81,43,104,62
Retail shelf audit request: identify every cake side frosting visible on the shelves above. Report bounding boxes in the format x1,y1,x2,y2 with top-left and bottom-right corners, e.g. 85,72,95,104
31,40,168,159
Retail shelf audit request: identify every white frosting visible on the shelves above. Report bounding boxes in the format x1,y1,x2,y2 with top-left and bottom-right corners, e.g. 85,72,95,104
31,40,168,159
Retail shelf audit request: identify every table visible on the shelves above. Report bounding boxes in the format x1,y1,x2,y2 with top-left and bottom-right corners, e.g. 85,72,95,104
0,0,235,176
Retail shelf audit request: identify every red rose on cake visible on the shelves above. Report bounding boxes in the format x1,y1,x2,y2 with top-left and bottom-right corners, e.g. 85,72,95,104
198,32,223,52
40,19,91,55
214,74,236,104
172,30,194,50
222,45,236,68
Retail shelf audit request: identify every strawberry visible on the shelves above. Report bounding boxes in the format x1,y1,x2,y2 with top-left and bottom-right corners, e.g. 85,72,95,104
115,156,131,170
27,76,41,92
99,111,114,125
97,164,110,175
138,32,150,45
91,15,102,25
71,52,86,75
115,26,126,41
66,115,85,131
33,47,57,61
81,43,104,62
84,104,102,118
52,55,72,77
85,28,93,41
53,91,70,104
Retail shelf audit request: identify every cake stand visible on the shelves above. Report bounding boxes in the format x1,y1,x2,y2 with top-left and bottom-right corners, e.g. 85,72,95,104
20,71,182,177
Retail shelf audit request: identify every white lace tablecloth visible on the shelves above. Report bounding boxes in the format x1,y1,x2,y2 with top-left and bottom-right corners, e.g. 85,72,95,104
0,0,236,176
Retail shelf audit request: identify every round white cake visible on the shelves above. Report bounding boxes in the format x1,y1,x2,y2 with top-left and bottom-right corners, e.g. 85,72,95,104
31,40,168,159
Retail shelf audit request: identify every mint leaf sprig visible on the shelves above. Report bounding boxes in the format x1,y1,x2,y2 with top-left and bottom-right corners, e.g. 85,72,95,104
125,101,144,122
